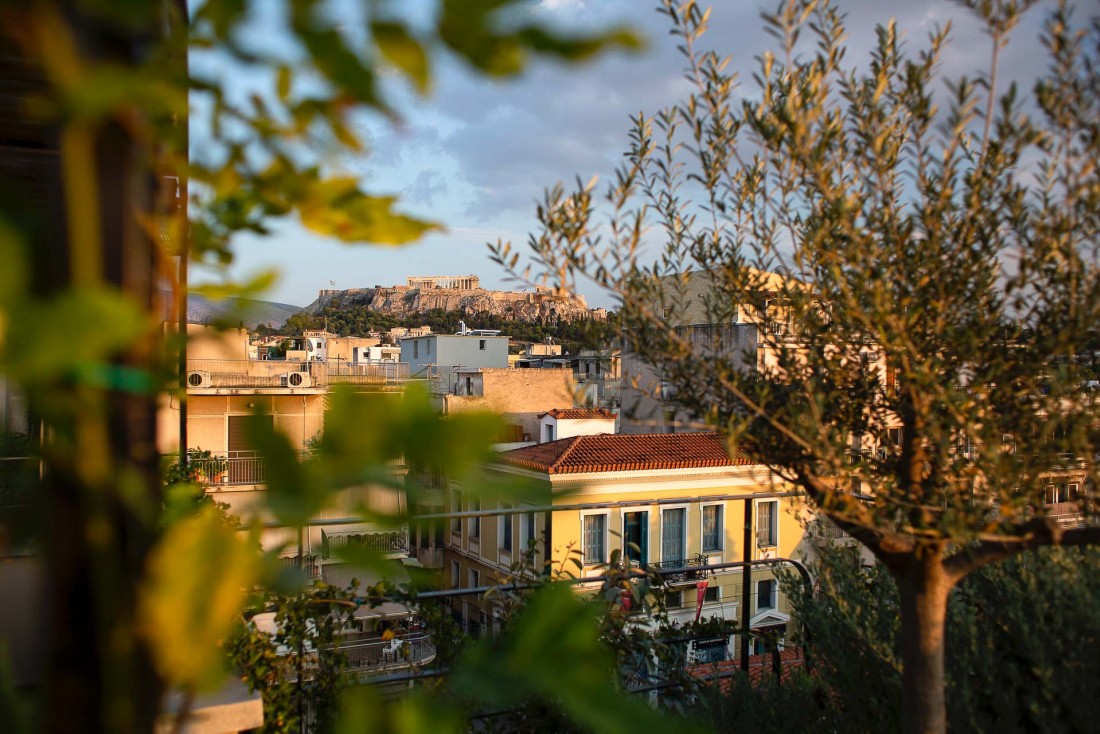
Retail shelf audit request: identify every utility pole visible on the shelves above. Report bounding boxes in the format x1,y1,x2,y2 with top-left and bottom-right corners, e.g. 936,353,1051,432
740,496,753,671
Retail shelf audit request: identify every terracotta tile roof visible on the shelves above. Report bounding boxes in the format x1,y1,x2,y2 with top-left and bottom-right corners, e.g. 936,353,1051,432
538,408,617,420
687,647,807,691
499,432,753,475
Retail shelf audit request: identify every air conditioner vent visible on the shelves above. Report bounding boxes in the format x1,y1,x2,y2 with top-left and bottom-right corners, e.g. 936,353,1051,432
186,370,211,388
284,371,311,388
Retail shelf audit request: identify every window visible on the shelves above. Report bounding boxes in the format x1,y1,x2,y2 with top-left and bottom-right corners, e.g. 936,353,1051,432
702,504,723,552
479,339,486,350
664,590,683,609
757,578,777,610
888,427,903,447
469,569,480,589
623,510,648,564
544,423,555,442
413,341,419,359
661,507,686,564
703,586,720,604
450,490,462,534
465,376,472,395
520,511,537,550
757,501,778,548
582,513,607,565
498,504,512,551
450,561,460,587
470,498,481,538
1047,483,1080,504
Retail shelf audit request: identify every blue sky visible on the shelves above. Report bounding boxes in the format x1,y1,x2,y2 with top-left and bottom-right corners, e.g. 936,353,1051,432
195,0,1050,310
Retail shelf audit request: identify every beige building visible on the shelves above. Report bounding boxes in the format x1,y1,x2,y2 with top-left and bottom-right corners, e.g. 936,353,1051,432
444,367,576,443
159,324,412,563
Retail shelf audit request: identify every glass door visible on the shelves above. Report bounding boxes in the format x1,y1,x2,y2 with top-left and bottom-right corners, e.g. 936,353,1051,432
623,511,648,565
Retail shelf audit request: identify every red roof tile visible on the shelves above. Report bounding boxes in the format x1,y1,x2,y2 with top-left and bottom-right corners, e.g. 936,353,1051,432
539,408,617,420
688,647,807,691
499,432,753,475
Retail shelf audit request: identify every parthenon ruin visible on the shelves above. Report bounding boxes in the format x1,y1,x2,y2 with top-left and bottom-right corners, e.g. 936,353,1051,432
406,275,480,290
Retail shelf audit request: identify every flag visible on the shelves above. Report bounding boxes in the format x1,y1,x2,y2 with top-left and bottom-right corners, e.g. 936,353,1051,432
695,579,709,622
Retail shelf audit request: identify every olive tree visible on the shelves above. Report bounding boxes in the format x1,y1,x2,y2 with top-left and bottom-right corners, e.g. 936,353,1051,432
494,1,1100,732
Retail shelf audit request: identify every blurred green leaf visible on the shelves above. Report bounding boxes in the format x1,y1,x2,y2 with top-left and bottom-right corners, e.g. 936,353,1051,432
298,178,442,243
139,505,262,691
452,584,700,733
372,21,431,94
3,287,147,384
245,413,325,527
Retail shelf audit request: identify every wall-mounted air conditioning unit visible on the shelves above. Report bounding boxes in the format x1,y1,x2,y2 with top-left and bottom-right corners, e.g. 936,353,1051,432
186,370,212,389
283,371,312,388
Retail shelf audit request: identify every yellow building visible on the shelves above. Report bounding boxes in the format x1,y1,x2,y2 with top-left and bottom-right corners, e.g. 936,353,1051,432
445,432,812,655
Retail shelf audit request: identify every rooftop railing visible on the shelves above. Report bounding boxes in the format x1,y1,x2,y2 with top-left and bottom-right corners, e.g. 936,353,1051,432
185,359,413,389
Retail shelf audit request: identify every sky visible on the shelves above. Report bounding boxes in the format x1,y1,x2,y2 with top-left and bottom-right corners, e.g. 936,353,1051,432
197,0,1053,310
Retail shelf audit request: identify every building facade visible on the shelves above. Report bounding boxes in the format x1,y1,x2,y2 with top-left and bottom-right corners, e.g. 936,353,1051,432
444,432,810,654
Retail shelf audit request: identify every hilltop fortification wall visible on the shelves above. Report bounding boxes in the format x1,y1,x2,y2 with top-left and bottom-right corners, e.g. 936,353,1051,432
306,281,601,323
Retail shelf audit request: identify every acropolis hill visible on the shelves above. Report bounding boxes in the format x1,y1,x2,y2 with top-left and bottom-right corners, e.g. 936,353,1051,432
302,276,606,322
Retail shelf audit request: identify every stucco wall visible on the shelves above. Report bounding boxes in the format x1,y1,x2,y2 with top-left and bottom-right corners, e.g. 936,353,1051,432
447,368,576,439
185,323,249,360
157,393,326,454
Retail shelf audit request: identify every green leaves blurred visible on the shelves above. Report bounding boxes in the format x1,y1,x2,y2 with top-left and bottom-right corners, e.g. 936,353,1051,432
139,505,264,691
450,583,701,734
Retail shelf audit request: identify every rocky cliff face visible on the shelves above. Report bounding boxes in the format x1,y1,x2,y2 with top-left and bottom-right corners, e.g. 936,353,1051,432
302,286,604,322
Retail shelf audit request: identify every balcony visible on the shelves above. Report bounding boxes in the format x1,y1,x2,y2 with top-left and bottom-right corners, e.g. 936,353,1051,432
651,554,708,586
340,632,436,678
1046,501,1086,528
808,518,855,546
188,450,266,486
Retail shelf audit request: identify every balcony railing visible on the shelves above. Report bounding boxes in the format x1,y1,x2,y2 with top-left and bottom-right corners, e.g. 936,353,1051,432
187,450,267,486
651,554,708,586
326,361,409,385
185,359,412,389
808,518,852,543
339,632,436,675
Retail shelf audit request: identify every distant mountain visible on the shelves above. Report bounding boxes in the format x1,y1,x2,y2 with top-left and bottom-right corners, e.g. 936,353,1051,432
181,293,302,329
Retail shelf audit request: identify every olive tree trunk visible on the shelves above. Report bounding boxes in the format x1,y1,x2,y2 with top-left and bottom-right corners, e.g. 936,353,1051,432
897,552,954,734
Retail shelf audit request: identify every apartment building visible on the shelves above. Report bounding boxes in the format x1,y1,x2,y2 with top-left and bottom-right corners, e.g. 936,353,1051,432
444,432,810,656
158,324,413,568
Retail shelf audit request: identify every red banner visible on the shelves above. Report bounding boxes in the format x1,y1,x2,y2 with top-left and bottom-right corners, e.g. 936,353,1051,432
694,579,709,622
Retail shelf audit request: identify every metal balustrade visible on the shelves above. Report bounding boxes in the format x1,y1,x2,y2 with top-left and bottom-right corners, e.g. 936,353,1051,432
184,359,414,389
339,633,436,675
188,450,266,486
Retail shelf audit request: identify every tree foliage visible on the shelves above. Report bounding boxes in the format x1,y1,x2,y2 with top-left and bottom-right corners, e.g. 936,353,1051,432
495,1,1100,731
779,545,1100,734
282,303,618,354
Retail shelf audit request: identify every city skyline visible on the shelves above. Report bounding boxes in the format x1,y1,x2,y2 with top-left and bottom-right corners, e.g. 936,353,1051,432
198,0,1048,309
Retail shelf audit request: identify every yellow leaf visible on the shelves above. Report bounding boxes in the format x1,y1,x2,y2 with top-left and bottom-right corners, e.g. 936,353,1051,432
138,506,262,691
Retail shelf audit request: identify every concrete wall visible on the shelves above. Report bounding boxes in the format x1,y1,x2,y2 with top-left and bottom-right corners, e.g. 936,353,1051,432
539,415,615,442
620,323,759,434
157,393,326,454
446,368,576,439
327,336,381,363
185,323,249,360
